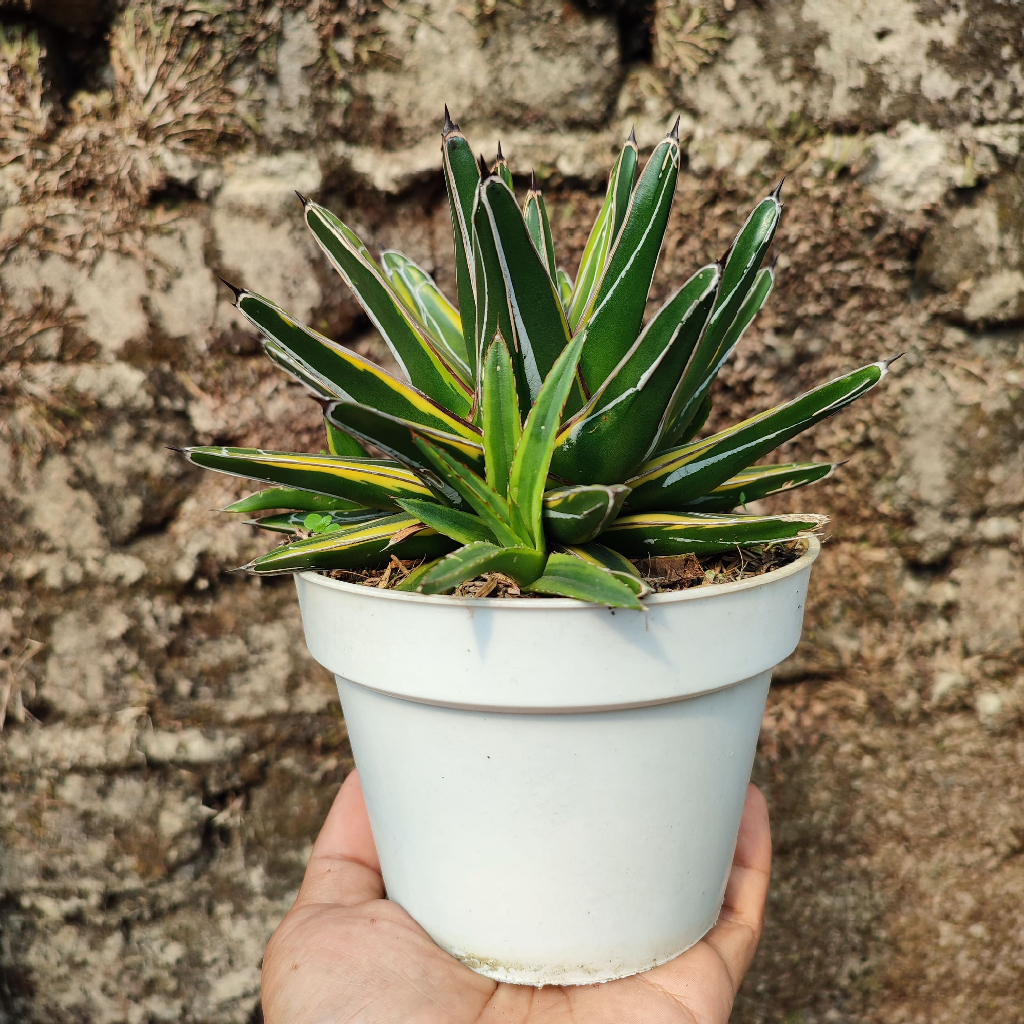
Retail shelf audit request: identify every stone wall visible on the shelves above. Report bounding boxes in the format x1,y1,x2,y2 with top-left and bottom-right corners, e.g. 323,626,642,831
1,1,1022,1021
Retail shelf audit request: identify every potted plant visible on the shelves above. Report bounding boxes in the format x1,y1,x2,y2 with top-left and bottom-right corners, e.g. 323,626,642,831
177,110,891,985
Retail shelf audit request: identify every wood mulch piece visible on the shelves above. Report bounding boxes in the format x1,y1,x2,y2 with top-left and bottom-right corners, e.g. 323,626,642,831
322,541,803,598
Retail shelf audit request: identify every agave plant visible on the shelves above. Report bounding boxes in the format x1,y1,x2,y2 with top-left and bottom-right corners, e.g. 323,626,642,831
178,109,892,610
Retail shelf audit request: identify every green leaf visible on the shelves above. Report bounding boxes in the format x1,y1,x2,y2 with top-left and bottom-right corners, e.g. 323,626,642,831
412,436,522,549
180,447,436,511
525,552,644,609
576,125,680,392
661,263,775,449
567,128,640,331
558,542,650,597
235,289,478,438
627,360,891,511
393,556,444,591
472,186,517,404
325,415,368,458
493,142,515,191
325,400,485,482
523,180,557,284
507,331,586,548
302,199,473,417
247,508,383,534
660,187,782,446
443,111,481,379
247,513,456,575
556,267,573,310
395,498,497,545
679,462,838,513
675,393,711,445
551,263,720,484
542,484,630,545
380,250,472,381
419,542,547,593
601,511,827,558
477,174,572,407
481,333,521,499
219,487,363,514
261,338,336,399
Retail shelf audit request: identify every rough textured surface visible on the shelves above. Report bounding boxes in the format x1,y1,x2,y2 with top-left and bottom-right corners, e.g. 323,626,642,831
1,1,1022,1021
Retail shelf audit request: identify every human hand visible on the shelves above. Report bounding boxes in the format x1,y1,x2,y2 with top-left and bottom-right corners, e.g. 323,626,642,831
262,771,771,1024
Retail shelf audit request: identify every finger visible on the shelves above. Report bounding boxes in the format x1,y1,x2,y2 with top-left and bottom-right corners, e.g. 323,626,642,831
294,770,385,908
701,783,772,991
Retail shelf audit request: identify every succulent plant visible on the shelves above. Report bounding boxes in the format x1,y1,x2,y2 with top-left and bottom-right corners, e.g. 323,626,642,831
178,110,892,610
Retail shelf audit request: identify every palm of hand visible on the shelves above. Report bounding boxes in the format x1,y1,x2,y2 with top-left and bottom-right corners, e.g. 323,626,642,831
262,774,771,1024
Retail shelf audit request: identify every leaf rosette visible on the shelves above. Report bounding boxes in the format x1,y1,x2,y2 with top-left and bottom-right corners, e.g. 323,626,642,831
178,109,893,607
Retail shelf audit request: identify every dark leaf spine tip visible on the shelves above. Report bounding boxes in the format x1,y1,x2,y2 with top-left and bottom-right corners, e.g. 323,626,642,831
771,176,786,200
218,277,244,301
668,115,681,141
530,168,537,191
884,352,906,367
496,139,505,161
626,124,637,145
295,190,309,206
443,104,458,134
770,253,780,270
477,152,490,177
165,445,186,453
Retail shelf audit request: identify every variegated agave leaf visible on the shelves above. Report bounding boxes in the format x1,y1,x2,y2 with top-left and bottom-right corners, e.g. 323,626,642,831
601,511,828,558
567,127,639,331
246,513,457,574
301,197,474,418
627,360,891,512
678,462,838,513
474,172,572,413
577,121,681,394
523,173,557,285
380,250,472,381
442,107,480,378
180,447,437,511
552,263,720,484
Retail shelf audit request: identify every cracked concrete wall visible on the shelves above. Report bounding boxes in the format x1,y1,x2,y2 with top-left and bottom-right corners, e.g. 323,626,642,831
1,1,1022,1022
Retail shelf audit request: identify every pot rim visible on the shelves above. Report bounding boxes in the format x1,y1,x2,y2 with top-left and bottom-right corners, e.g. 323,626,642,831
295,535,820,610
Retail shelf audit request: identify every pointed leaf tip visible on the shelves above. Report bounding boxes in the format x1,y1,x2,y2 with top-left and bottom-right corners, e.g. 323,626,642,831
771,176,786,200
885,352,906,367
443,103,457,134
530,168,537,191
295,190,309,206
627,123,637,145
477,152,490,177
218,277,244,301
668,115,681,141
496,139,504,161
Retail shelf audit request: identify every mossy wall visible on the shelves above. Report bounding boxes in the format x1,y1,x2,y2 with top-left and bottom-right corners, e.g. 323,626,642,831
1,2,1022,1020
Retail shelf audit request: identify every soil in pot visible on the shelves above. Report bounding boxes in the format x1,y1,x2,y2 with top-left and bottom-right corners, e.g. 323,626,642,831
321,540,804,598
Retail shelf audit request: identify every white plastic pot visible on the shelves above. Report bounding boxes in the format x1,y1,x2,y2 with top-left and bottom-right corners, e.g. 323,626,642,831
295,538,819,987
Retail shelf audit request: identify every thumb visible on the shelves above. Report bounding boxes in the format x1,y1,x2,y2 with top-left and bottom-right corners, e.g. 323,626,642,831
294,770,384,908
